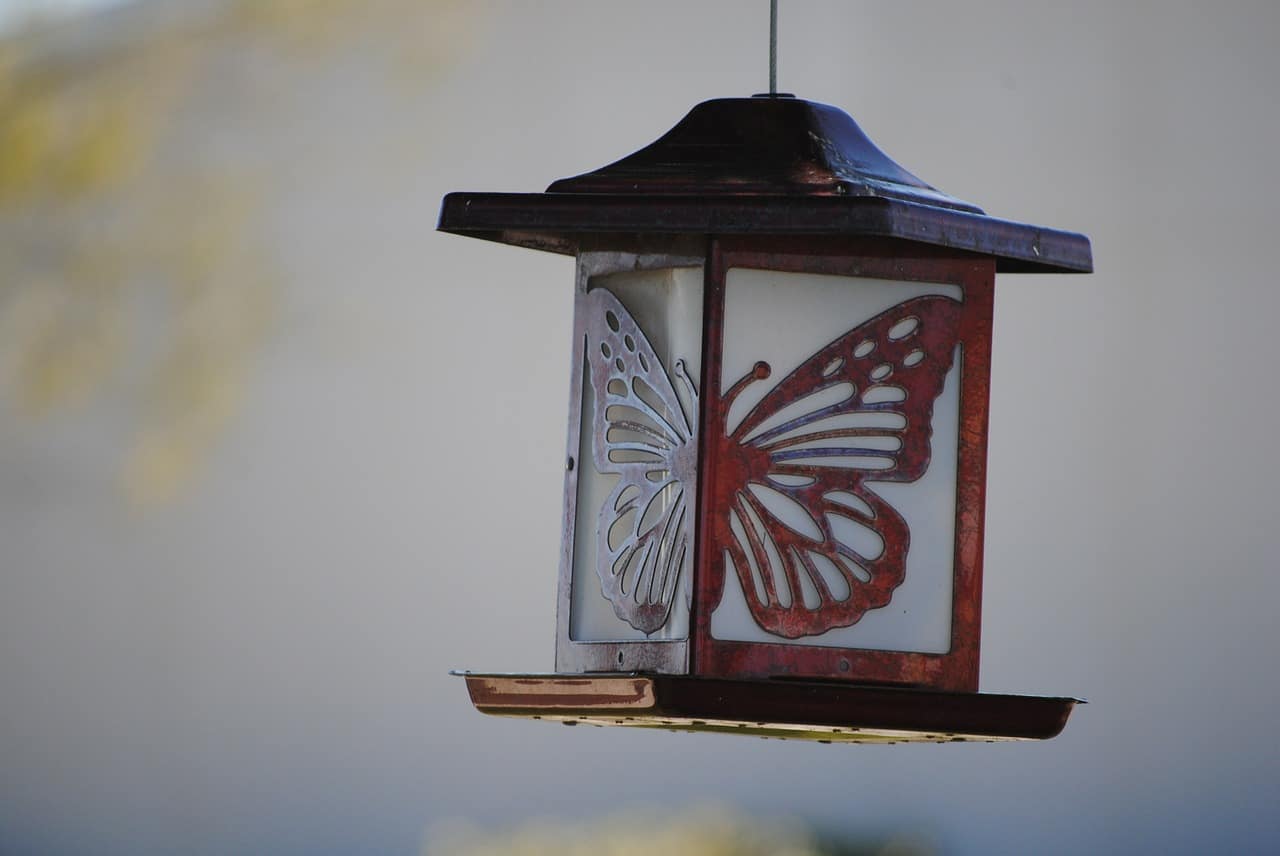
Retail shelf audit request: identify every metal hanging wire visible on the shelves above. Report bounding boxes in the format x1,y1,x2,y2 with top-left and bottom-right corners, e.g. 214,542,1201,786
769,0,778,95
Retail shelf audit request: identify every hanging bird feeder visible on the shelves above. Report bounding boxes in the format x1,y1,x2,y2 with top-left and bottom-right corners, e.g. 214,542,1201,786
438,14,1091,743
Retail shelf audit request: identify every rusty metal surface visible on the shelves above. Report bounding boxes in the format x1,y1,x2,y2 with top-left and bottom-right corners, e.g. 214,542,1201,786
693,239,993,692
457,672,1080,743
437,96,1092,273
464,673,656,710
437,193,1092,274
548,97,982,211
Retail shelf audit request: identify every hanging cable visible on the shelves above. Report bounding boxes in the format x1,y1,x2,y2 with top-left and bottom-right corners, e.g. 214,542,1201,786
769,0,778,95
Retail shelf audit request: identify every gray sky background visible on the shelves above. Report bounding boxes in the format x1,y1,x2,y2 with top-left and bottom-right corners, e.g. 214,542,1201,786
2,2,1278,854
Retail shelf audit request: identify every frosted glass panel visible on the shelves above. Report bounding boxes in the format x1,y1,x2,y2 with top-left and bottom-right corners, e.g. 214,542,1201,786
711,268,962,654
570,266,703,642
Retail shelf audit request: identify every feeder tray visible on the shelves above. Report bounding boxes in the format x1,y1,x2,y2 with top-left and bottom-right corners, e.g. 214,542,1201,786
456,672,1081,744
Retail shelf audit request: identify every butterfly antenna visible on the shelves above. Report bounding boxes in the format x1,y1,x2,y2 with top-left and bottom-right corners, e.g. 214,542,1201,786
673,359,699,435
722,361,771,413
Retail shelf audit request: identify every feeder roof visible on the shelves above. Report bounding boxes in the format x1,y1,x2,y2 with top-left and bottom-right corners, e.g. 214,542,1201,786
438,96,1092,274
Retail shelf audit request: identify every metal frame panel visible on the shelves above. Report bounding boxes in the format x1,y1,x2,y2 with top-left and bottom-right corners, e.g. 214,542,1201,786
555,250,705,674
692,237,993,692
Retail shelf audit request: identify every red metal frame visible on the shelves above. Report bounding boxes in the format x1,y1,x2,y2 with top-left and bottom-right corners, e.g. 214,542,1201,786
692,237,994,692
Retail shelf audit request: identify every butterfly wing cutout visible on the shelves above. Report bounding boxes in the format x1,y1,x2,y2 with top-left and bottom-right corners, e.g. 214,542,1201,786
714,294,962,639
584,288,698,634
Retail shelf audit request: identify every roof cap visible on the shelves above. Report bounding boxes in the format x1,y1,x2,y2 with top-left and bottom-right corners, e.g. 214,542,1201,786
438,96,1092,274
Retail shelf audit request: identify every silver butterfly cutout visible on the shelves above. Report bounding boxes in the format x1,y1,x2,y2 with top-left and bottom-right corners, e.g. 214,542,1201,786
584,288,698,634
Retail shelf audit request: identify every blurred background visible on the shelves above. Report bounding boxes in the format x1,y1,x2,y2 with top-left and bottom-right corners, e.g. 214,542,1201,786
2,1,1278,853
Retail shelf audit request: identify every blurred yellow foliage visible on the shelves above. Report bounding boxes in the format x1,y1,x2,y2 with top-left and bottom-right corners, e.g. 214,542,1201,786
0,0,472,509
4,273,125,415
424,805,931,856
230,0,474,72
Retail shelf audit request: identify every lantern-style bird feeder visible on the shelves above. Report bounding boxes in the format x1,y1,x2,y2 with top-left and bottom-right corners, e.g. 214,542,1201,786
439,92,1092,742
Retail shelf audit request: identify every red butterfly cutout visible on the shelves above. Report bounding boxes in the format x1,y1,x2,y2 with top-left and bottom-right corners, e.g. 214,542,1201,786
709,294,962,639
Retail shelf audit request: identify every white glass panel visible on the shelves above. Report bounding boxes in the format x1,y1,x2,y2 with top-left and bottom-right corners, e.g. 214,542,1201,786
570,265,703,642
711,268,962,654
